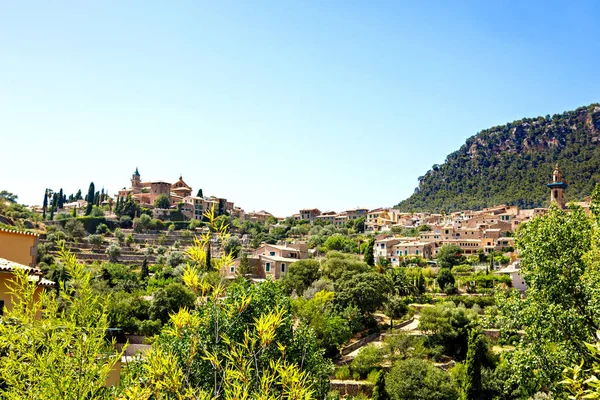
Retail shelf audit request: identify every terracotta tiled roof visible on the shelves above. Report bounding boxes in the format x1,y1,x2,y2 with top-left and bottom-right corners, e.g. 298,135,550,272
0,228,39,237
0,258,41,274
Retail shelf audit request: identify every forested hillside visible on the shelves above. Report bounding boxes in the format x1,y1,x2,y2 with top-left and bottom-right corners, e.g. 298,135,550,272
397,103,600,212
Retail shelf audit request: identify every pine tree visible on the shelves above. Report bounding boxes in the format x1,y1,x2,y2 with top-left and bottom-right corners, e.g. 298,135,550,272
364,238,375,266
196,188,203,198
42,189,48,219
58,189,64,209
140,258,149,281
85,183,95,216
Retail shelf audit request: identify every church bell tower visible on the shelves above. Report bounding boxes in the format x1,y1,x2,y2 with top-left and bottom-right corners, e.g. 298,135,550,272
547,164,567,209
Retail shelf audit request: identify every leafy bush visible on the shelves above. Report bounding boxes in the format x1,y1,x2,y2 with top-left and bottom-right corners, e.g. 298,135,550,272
335,366,350,380
95,223,109,235
385,358,458,400
120,215,133,228
351,344,383,377
105,243,121,262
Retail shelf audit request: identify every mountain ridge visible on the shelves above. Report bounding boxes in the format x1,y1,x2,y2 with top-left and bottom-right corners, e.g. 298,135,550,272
397,103,600,212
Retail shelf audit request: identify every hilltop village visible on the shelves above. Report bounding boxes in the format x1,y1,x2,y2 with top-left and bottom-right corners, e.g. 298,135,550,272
18,165,588,289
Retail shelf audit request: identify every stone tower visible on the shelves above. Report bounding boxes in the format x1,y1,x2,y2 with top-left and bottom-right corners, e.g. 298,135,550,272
131,167,142,194
547,164,568,209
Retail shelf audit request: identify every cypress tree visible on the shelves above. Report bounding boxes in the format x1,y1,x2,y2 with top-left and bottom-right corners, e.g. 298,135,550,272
205,245,212,270
140,258,149,281
462,329,486,400
364,238,375,266
76,189,82,200
196,188,203,198
100,187,105,203
58,189,64,208
85,182,95,215
42,189,48,219
72,205,77,218
372,371,389,400
94,191,100,206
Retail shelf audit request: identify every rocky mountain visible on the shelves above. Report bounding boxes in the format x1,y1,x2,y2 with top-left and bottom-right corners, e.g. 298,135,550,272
397,103,600,212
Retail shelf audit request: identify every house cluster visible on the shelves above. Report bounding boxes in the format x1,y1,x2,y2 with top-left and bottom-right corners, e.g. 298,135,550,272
226,242,310,280
292,207,370,226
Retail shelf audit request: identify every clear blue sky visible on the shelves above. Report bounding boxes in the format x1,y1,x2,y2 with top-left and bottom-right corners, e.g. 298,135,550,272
2,1,599,216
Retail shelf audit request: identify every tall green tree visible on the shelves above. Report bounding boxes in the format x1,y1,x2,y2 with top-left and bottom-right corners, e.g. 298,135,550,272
58,188,64,209
462,329,486,400
364,237,375,266
140,258,149,281
497,194,600,395
205,245,212,269
42,189,48,219
85,182,95,215
196,188,203,198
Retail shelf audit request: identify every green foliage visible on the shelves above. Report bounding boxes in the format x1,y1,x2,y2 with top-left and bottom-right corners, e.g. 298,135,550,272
149,282,196,324
63,218,86,240
385,358,458,400
293,291,352,356
323,233,358,253
335,366,351,380
436,245,465,269
0,248,123,399
364,238,375,266
153,194,171,209
167,250,186,267
280,259,321,296
96,222,109,234
335,272,392,315
133,280,334,398
223,235,242,258
437,268,455,291
85,182,95,215
496,201,600,395
89,205,105,217
462,329,487,400
398,104,600,212
87,233,105,248
105,243,121,262
351,344,384,377
419,302,479,359
321,251,370,281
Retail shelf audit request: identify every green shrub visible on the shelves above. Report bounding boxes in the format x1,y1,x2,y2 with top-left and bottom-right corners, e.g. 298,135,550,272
367,369,380,384
96,223,109,235
335,366,350,380
351,344,383,378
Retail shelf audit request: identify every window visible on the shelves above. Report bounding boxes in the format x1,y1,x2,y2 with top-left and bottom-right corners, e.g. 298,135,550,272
0,300,3,316
230,266,235,273
404,250,408,255
269,251,275,256
281,263,286,273
416,250,419,255
265,262,271,272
